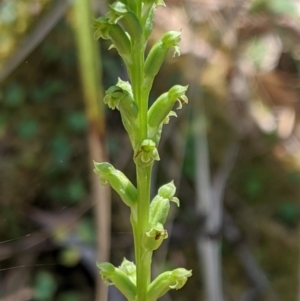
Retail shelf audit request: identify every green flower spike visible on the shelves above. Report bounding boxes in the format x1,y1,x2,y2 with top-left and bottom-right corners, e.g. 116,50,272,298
148,268,192,301
107,1,142,40
97,262,136,301
135,139,160,164
148,85,188,143
94,0,191,299
94,162,137,207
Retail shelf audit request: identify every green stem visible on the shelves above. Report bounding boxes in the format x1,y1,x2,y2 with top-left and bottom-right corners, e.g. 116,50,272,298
136,164,153,301
130,31,152,301
131,40,146,141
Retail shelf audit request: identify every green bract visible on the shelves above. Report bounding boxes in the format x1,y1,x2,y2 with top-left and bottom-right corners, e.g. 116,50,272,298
142,4,155,39
94,0,190,300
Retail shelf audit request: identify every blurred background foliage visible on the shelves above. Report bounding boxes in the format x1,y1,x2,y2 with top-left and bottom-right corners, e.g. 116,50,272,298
0,0,51,67
0,0,300,301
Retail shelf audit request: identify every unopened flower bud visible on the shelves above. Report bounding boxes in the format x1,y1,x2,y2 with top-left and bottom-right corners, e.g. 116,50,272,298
144,31,181,83
168,85,188,109
94,162,137,207
119,258,136,285
97,262,136,301
148,268,192,301
147,85,188,142
158,180,177,199
149,181,179,226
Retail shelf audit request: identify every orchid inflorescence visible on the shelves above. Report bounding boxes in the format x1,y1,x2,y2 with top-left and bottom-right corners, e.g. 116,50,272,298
93,0,191,300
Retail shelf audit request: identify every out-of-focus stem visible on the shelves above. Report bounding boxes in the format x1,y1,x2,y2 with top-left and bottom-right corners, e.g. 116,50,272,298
73,0,105,135
72,1,110,301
